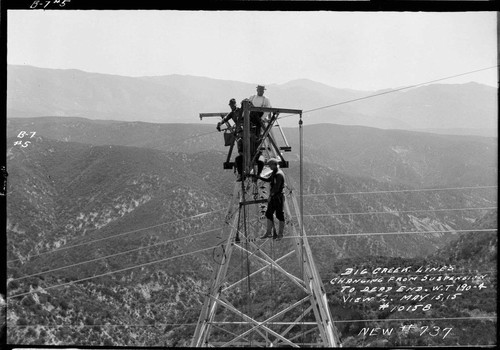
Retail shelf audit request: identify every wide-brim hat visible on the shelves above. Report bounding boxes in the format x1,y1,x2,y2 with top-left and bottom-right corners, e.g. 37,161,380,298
256,85,266,90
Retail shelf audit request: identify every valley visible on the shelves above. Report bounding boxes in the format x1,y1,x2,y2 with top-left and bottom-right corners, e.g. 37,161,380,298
5,118,497,346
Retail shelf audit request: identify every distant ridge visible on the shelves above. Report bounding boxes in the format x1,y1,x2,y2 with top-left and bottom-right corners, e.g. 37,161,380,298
8,117,497,189
7,65,497,136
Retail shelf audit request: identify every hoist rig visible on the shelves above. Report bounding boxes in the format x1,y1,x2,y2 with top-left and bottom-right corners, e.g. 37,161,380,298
192,100,342,347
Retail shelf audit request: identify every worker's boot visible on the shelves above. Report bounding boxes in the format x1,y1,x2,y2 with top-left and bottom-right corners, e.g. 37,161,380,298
260,219,274,239
275,220,285,241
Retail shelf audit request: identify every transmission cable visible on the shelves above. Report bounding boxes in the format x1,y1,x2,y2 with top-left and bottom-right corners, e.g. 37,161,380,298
10,315,495,329
330,315,497,324
154,66,499,145
7,208,224,264
300,206,496,218
11,227,223,282
302,185,498,198
8,243,221,299
278,66,498,120
281,228,497,240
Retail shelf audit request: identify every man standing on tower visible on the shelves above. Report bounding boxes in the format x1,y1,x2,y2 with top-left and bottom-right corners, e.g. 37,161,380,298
249,85,272,122
253,158,285,241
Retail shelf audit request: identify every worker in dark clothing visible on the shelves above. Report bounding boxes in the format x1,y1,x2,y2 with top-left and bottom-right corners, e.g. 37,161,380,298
253,158,285,240
217,98,264,181
242,99,265,178
217,98,242,132
217,98,245,181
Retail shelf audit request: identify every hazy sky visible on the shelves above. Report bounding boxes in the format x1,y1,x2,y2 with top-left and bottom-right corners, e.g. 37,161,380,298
7,10,498,90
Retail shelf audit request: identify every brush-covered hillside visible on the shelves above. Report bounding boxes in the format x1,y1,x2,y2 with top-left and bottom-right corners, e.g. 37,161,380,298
6,118,496,346
7,117,497,187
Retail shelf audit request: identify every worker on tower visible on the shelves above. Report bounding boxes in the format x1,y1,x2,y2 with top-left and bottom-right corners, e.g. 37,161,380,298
248,85,271,177
216,98,241,131
249,85,272,123
216,98,244,181
243,98,265,178
216,98,266,181
253,158,285,240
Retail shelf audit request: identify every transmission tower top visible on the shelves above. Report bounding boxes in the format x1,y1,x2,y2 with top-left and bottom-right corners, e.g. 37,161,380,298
193,100,342,347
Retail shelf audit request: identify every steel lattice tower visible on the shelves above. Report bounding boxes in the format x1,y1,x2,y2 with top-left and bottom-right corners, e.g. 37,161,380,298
192,101,341,347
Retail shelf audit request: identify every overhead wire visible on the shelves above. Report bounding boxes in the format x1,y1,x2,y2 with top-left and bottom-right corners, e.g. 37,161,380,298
153,66,499,148
8,66,497,345
61,66,493,286
165,66,498,345
8,244,221,299
7,208,225,264
278,66,498,120
10,227,223,282
280,228,497,240
302,185,498,197
10,315,495,328
171,67,499,307
300,206,497,218
330,315,498,342
174,77,499,319
218,65,497,341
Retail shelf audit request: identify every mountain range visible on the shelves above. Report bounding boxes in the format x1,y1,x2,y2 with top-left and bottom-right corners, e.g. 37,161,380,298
7,65,498,136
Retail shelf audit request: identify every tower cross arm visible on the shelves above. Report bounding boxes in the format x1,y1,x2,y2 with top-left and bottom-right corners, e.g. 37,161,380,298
199,112,229,120
248,106,302,115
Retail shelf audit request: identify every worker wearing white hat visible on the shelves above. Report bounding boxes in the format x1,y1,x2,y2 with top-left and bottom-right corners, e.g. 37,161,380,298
249,85,272,122
253,158,285,240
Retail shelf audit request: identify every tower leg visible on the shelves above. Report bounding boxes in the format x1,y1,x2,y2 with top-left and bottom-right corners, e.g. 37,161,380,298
192,173,341,347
